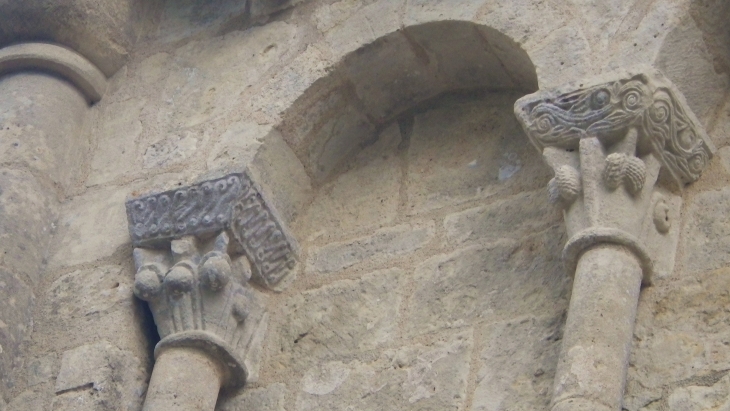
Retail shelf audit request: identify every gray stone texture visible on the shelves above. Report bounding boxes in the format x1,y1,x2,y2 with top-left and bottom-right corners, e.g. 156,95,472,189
1,1,729,410
295,330,472,411
407,230,568,338
681,187,730,274
473,316,563,411
274,269,403,372
217,383,286,411
306,223,435,275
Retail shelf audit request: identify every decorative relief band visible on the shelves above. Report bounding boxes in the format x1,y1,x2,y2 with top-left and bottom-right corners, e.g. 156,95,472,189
515,70,714,186
126,172,297,288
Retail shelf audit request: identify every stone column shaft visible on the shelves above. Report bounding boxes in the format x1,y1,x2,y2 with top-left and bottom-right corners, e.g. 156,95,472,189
142,348,223,411
552,246,642,411
514,67,715,411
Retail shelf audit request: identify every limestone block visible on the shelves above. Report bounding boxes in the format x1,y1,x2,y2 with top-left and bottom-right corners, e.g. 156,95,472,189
217,383,286,411
629,267,730,396
87,98,146,186
403,0,484,25
710,94,730,149
306,222,435,274
26,354,57,387
304,99,376,181
526,26,592,90
312,0,365,33
48,185,129,268
324,0,405,60
472,316,563,411
341,22,442,123
52,171,218,269
274,269,402,372
35,265,148,354
476,26,539,92
474,0,567,47
295,330,472,411
406,232,568,337
249,129,314,228
155,22,299,130
681,187,730,274
667,374,730,411
250,0,306,20
443,190,561,245
303,152,400,240
0,168,56,284
6,390,50,411
55,342,146,411
655,17,729,126
0,269,34,399
718,146,730,175
403,21,514,92
143,127,204,169
405,94,550,213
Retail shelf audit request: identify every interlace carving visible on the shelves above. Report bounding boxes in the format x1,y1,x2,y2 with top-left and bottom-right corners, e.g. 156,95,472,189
515,72,713,186
126,172,297,288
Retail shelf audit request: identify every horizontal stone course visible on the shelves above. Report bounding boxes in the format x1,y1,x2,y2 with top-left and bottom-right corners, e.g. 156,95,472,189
274,269,403,372
306,223,435,274
295,329,472,411
406,228,568,338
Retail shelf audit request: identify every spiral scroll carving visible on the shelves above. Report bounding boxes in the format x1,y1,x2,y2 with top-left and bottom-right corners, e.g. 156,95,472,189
515,71,714,186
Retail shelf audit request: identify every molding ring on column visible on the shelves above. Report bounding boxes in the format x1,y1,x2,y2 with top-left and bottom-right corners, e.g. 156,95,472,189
562,227,653,286
155,330,248,390
0,42,107,103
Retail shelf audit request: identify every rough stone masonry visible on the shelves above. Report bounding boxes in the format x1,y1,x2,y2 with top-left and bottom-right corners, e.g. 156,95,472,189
1,0,730,411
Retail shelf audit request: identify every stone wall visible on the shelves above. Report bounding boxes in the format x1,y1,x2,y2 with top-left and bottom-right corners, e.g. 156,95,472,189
2,0,730,410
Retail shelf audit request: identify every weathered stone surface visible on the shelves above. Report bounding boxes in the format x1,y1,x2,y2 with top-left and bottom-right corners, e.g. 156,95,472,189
0,168,57,285
655,17,729,126
444,190,560,245
527,26,592,90
274,269,402,371
406,94,550,213
0,269,34,400
681,187,730,274
55,342,146,411
217,383,286,411
666,373,730,411
295,330,472,411
472,316,563,411
87,98,146,186
626,267,730,409
0,71,90,193
304,146,401,240
25,354,56,388
406,230,568,337
34,265,148,355
48,184,130,268
5,390,49,411
306,223,435,274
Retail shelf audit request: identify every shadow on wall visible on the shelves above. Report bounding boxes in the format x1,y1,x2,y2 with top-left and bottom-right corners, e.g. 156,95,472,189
274,20,539,184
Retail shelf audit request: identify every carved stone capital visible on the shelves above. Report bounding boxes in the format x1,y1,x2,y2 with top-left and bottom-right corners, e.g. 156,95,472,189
515,68,715,283
126,172,298,288
126,172,298,390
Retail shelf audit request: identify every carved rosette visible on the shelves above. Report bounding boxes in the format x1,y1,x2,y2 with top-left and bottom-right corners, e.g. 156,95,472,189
514,68,715,283
126,172,298,389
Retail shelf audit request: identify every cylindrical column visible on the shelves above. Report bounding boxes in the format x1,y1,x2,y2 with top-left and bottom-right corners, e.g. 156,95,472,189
142,348,224,411
551,245,643,411
0,70,88,400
